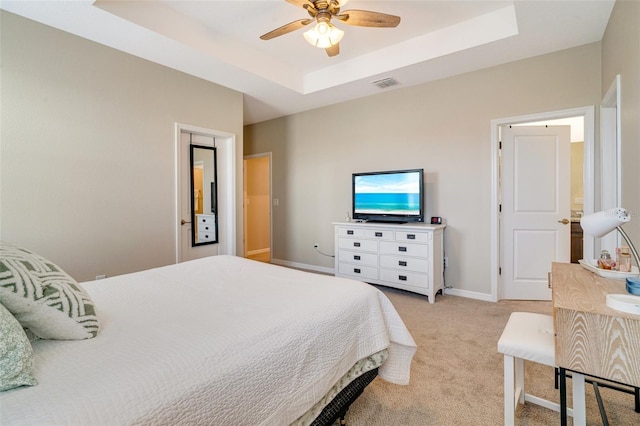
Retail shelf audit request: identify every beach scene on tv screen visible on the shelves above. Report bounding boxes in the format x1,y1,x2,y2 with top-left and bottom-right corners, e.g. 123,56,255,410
355,172,420,214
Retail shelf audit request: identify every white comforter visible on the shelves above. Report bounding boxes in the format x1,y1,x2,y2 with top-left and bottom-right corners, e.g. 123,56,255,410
1,255,416,425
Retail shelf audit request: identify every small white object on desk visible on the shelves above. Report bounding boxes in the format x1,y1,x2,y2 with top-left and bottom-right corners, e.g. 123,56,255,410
606,294,640,315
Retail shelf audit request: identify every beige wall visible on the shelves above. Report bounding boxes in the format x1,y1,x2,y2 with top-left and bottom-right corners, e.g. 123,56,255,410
601,0,640,245
0,11,244,281
245,43,602,297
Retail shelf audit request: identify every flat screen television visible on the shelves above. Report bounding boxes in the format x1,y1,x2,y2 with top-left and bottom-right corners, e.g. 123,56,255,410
352,169,424,223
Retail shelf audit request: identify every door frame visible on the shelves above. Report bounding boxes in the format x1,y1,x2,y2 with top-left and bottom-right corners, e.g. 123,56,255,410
490,106,595,301
599,75,622,254
175,122,236,262
243,152,272,259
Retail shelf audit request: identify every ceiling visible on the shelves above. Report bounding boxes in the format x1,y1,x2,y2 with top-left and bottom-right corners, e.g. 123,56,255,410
1,1,615,125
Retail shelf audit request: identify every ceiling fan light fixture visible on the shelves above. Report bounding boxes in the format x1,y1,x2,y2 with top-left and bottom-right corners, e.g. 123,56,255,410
303,21,344,48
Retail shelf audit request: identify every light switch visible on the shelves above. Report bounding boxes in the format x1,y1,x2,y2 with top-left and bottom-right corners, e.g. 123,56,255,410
273,198,279,206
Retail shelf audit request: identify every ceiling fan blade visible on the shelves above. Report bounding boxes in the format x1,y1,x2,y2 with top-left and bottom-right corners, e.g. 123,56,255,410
325,43,340,57
285,0,315,8
260,19,313,40
335,10,401,28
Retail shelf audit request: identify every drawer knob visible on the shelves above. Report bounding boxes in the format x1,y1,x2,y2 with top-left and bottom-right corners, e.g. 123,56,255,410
407,234,416,239
399,246,407,252
354,242,361,247
375,232,383,237
399,261,407,267
354,255,361,260
399,275,407,281
354,268,361,274
347,230,354,235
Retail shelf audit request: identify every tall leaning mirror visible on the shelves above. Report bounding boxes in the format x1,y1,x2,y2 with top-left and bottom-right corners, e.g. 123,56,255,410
190,144,218,246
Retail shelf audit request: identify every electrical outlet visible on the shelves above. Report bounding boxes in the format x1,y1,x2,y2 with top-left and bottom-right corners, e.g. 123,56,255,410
313,243,319,249
443,257,448,268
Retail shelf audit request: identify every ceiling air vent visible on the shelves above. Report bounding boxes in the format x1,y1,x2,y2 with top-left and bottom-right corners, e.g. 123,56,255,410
372,77,399,89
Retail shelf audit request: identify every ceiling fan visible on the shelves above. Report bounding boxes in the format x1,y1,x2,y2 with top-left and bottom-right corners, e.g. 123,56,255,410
260,0,401,57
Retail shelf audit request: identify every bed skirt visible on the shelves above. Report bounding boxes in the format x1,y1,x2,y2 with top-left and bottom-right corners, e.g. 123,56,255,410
294,349,388,426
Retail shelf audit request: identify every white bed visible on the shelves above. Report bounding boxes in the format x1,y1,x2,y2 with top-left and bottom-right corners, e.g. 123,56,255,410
1,254,416,425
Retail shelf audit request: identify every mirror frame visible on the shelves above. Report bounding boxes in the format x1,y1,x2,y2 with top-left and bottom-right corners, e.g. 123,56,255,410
190,144,219,246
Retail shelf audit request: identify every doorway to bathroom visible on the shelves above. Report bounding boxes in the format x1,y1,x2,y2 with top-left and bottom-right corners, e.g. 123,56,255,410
243,153,272,263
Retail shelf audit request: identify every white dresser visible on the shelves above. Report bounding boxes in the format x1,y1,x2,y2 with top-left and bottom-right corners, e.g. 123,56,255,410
195,214,216,243
333,222,445,303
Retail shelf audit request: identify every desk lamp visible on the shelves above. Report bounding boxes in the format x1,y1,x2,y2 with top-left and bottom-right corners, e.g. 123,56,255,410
580,207,640,269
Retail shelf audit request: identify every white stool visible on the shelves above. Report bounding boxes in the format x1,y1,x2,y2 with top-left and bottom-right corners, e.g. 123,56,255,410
497,312,585,425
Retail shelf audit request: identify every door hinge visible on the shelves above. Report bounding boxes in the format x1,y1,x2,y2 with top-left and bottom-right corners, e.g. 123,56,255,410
499,204,502,212
499,267,502,275
499,141,502,149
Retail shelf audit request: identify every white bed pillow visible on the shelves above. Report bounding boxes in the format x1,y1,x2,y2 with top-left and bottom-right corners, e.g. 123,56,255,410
0,302,38,391
0,241,100,340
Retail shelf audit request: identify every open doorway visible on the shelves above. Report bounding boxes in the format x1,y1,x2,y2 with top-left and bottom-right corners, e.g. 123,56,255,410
243,153,272,263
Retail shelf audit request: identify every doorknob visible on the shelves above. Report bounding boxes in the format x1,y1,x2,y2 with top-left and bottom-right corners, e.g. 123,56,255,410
557,218,570,225
181,219,191,225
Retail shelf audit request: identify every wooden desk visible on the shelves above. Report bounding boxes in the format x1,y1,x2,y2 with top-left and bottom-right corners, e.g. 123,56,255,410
551,262,640,425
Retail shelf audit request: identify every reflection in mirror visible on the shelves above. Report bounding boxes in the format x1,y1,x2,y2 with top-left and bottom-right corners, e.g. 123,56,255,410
190,144,218,246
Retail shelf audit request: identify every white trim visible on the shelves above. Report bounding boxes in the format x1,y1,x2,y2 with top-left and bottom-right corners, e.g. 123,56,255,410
443,287,495,302
175,122,236,262
271,258,335,275
490,106,595,301
599,75,622,255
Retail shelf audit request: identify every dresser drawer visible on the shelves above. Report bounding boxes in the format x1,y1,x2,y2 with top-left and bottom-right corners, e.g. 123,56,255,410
337,227,365,238
379,268,429,289
196,214,215,225
338,250,378,267
379,255,429,273
338,263,378,280
379,241,428,258
395,231,431,243
197,222,215,233
363,229,393,240
338,238,378,252
198,231,216,242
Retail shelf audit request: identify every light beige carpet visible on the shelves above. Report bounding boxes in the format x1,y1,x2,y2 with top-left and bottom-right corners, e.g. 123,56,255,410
342,286,639,425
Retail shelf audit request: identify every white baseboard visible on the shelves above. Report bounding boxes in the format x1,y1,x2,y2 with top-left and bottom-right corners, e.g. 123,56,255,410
443,287,495,302
270,259,496,302
271,258,335,275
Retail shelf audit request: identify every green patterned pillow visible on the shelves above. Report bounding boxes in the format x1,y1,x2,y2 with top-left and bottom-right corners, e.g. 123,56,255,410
0,302,38,391
0,241,100,340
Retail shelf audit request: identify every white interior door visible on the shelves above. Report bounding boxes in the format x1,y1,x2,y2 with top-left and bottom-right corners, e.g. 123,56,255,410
175,123,237,263
501,125,571,300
